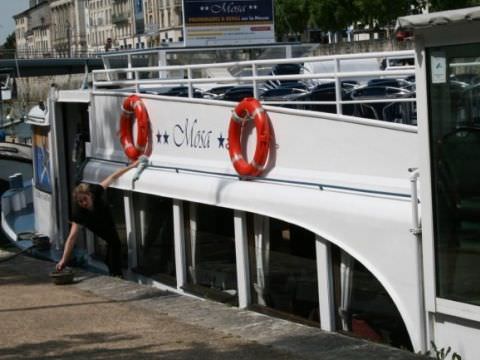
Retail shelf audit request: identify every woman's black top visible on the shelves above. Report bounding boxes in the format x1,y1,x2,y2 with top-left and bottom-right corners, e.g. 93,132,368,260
70,184,119,243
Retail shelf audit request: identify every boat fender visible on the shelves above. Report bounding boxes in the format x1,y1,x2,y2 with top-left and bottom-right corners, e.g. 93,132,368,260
119,95,150,160
228,98,271,177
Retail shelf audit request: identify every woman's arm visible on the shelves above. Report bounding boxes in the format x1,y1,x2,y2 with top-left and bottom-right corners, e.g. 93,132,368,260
100,160,139,189
56,222,81,271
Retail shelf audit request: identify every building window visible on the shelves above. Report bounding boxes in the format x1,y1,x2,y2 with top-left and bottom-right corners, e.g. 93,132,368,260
184,203,237,305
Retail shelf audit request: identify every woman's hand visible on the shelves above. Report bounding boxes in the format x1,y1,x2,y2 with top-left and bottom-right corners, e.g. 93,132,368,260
56,258,66,272
129,159,140,168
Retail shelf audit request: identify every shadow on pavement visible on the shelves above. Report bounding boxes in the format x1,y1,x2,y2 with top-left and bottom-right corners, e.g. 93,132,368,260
0,331,295,360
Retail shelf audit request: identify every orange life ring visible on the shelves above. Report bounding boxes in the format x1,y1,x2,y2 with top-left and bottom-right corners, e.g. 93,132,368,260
119,95,150,160
228,98,271,177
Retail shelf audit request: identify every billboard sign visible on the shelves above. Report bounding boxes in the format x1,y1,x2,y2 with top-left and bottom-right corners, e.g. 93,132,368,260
183,0,275,46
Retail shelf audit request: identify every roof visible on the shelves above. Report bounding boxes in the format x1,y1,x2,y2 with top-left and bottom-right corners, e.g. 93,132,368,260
396,6,480,31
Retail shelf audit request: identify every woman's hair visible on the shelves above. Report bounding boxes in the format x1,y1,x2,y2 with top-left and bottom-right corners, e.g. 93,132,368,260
72,183,91,203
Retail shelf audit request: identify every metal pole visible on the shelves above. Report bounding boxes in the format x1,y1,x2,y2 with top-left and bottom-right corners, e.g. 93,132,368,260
67,20,71,58
0,86,3,128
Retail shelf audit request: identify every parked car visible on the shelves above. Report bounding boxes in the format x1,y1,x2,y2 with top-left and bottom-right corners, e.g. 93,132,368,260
265,63,304,89
203,85,236,99
350,83,416,123
290,83,355,115
367,78,414,90
260,85,308,102
219,86,256,102
142,86,204,98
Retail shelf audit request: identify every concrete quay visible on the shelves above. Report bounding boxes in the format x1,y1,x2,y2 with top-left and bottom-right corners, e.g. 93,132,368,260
0,247,426,360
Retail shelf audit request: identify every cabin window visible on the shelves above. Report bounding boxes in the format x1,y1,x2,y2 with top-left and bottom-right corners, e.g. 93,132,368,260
183,203,237,305
247,215,319,324
93,188,128,269
331,245,412,350
132,193,176,285
428,43,480,306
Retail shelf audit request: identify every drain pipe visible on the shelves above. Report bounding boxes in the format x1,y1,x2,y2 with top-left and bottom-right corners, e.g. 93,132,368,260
409,168,426,352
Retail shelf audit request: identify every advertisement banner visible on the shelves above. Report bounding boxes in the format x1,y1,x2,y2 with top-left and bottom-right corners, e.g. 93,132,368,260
183,0,275,46
33,127,51,193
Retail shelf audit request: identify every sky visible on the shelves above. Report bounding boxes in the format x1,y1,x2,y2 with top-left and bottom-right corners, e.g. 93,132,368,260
0,0,29,45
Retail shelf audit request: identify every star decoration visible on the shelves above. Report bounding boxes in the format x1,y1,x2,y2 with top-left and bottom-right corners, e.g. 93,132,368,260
156,131,162,143
217,133,225,148
163,131,170,144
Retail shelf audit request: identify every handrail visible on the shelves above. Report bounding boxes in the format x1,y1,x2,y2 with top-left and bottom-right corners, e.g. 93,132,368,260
92,50,416,123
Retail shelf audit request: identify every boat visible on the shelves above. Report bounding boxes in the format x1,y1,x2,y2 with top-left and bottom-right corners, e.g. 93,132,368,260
3,6,480,358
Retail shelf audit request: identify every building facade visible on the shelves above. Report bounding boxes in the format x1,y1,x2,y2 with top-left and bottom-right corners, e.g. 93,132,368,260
14,0,185,57
14,0,52,59
49,0,87,57
111,0,137,49
143,0,183,47
86,0,115,52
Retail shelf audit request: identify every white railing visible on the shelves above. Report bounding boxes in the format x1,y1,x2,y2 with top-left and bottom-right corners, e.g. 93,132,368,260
92,50,416,124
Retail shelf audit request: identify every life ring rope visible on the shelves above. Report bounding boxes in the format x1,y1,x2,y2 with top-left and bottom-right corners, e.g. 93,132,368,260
121,106,134,115
228,97,271,177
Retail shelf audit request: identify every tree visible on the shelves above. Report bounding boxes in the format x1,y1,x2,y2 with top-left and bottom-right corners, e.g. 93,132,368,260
1,32,16,59
429,0,480,11
306,0,356,32
353,0,417,28
275,0,309,41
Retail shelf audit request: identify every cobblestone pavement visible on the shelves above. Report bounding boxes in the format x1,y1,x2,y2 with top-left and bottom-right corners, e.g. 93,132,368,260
0,245,426,360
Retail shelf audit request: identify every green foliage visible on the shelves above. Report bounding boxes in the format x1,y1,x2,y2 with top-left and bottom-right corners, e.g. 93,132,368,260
274,0,480,40
422,341,462,360
308,0,356,31
430,0,480,11
2,32,16,50
275,0,425,39
0,32,16,59
275,0,309,40
352,0,417,27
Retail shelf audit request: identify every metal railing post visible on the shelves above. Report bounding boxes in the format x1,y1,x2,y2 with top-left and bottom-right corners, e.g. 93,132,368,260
187,67,193,98
252,63,258,99
334,58,342,115
127,53,133,80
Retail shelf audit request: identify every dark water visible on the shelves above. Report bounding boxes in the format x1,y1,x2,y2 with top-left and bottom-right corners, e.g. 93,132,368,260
0,159,33,184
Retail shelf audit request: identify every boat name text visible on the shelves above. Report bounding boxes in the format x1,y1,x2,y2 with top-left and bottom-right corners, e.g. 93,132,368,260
174,118,213,149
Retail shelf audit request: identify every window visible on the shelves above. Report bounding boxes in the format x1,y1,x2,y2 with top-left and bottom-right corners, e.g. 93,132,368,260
428,43,480,306
132,193,176,285
248,215,319,323
331,245,412,349
93,188,128,269
184,203,237,305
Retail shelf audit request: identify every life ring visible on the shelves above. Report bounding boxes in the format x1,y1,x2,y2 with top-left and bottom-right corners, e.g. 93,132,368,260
228,98,271,177
119,95,150,160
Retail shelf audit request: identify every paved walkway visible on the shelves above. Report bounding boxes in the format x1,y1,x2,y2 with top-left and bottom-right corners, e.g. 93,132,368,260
0,246,425,360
